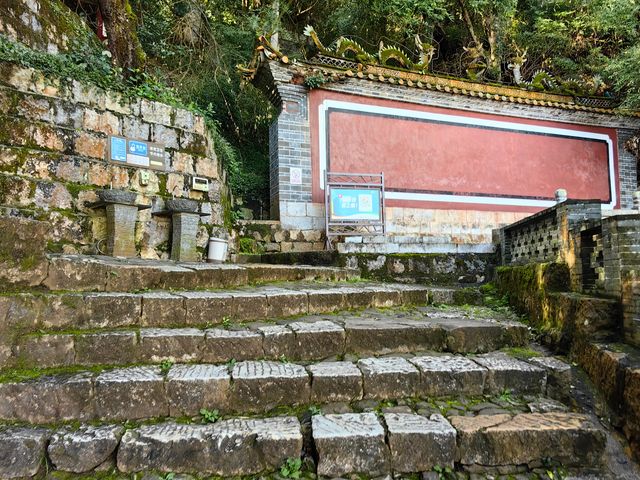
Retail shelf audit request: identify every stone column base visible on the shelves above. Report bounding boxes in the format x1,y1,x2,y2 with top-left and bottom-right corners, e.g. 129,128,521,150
171,212,200,262
105,204,138,258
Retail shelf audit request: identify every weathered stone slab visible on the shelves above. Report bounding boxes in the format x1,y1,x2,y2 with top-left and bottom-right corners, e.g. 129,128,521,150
433,317,527,353
202,329,263,362
141,292,186,327
43,255,108,291
232,291,269,320
308,361,363,403
306,288,345,314
344,318,446,355
48,425,123,473
95,366,168,421
180,291,236,326
393,284,430,305
75,331,138,365
341,286,375,309
139,328,204,363
357,357,420,399
529,356,572,401
0,427,49,479
167,364,231,416
312,413,389,477
79,293,142,329
0,373,94,423
410,355,487,396
451,413,606,467
288,320,345,360
265,289,309,317
117,417,302,476
474,353,547,395
384,413,456,472
230,361,310,412
361,285,403,308
258,324,296,359
14,334,75,368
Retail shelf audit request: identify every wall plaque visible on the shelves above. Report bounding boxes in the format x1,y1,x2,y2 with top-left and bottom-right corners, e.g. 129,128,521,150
108,136,167,171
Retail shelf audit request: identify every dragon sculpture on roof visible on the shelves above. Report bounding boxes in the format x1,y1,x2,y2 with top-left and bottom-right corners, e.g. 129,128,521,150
303,26,436,73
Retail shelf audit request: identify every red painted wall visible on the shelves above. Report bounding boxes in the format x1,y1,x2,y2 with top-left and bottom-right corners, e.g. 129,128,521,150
310,90,619,212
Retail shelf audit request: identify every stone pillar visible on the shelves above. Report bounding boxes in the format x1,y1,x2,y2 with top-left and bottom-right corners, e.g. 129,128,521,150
601,214,640,347
171,212,200,262
105,204,138,257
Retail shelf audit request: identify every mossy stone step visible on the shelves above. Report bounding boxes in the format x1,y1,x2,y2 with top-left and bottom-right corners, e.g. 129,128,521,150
10,309,529,369
0,353,560,424
0,410,606,478
42,254,359,292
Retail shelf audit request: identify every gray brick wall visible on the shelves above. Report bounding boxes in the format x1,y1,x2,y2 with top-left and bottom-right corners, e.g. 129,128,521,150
270,83,312,220
617,129,638,209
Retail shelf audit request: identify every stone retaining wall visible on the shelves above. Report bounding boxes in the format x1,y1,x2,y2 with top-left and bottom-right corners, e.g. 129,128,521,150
495,262,640,458
0,62,228,261
235,220,325,254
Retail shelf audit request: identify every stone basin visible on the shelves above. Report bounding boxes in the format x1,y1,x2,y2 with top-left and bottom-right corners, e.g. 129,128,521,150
96,189,138,206
165,198,199,213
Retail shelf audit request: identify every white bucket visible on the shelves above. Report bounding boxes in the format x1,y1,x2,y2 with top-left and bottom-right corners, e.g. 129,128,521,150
207,237,228,263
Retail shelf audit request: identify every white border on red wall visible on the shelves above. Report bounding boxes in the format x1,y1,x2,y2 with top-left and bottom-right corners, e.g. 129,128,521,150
317,99,617,209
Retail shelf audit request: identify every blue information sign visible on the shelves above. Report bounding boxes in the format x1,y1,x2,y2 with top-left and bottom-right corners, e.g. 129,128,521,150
329,188,381,221
110,136,127,162
128,140,148,156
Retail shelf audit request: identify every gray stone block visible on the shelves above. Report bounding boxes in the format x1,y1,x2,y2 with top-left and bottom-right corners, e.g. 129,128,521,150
75,331,138,365
180,291,236,325
105,203,138,258
0,373,94,423
312,413,389,477
0,427,49,479
410,355,487,396
171,212,200,262
232,291,269,320
14,334,75,368
434,317,526,353
117,417,302,476
344,318,446,355
95,366,168,421
230,361,310,412
48,425,124,473
167,364,231,416
384,413,456,472
358,357,420,399
202,329,263,362
529,356,572,401
288,320,345,360
80,293,142,329
451,413,605,468
308,361,363,403
388,284,430,305
139,328,204,363
258,324,296,359
265,289,309,317
474,353,547,395
306,288,345,314
141,292,186,327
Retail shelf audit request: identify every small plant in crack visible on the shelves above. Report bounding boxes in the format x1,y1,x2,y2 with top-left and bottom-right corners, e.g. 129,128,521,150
280,457,302,479
200,408,221,424
160,359,174,375
221,316,232,329
433,465,455,479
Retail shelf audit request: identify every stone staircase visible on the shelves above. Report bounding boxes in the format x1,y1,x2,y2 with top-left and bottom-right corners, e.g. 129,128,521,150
0,256,608,479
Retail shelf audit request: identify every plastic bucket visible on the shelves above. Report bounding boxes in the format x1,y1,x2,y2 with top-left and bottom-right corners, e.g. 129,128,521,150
207,237,228,263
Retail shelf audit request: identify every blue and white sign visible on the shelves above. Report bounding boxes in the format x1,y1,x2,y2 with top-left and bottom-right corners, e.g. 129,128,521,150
128,140,148,156
329,188,381,221
108,136,166,170
109,136,127,162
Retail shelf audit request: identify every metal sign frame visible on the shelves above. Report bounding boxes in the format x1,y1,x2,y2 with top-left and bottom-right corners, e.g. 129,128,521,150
325,171,386,239
107,135,168,171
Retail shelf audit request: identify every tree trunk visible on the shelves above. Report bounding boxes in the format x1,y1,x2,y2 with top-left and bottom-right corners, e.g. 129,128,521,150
98,0,145,74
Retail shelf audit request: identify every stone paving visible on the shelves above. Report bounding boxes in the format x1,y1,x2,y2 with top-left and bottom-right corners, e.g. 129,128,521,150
6,306,529,369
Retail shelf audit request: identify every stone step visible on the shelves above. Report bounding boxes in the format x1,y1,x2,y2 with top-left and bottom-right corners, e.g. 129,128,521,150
0,281,433,364
0,410,605,478
10,308,530,368
0,353,560,423
42,254,360,292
